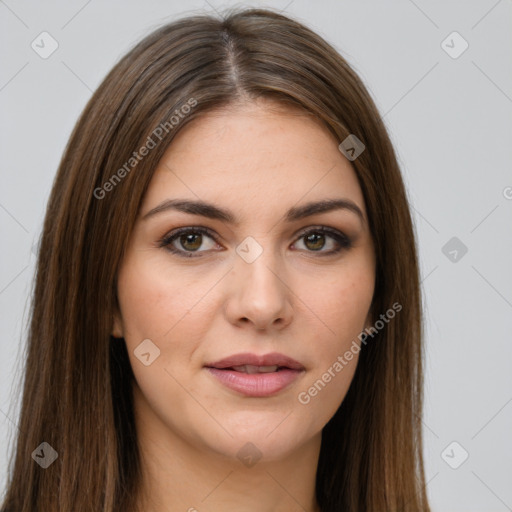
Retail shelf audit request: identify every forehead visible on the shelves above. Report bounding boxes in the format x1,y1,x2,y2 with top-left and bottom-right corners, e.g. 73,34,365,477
142,100,366,223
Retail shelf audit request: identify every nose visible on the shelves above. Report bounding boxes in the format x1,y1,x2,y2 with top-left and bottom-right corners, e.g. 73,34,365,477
224,248,294,331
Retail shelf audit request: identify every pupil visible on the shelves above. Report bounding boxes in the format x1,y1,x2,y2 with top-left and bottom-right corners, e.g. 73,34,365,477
178,232,326,252
305,233,325,251
181,233,202,251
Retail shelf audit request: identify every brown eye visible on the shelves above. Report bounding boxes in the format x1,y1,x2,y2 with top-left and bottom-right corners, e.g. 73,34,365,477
293,227,352,256
303,232,326,251
159,227,219,257
179,233,203,251
159,226,351,259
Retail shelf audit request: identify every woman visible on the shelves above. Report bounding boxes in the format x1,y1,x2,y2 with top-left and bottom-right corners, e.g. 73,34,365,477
1,7,430,512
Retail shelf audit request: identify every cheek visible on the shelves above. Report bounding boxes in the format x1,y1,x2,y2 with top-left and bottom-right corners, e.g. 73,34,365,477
116,255,209,342
301,261,374,346
115,256,223,390
115,260,203,409
294,265,373,418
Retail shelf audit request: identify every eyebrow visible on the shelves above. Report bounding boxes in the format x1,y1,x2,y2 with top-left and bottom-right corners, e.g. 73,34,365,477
142,198,365,225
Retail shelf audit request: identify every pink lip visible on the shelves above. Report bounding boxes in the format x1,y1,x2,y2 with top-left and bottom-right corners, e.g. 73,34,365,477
204,352,306,397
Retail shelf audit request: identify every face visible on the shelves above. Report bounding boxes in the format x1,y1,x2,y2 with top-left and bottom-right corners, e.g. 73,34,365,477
113,99,375,463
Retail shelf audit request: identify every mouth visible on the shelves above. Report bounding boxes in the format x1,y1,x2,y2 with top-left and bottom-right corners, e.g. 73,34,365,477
204,352,305,397
226,364,286,373
216,364,289,373
205,352,305,371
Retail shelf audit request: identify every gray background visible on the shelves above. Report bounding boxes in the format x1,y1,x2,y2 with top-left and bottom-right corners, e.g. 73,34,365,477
1,0,511,510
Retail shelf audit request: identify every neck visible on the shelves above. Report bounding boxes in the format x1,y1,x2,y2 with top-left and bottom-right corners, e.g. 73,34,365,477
131,384,322,512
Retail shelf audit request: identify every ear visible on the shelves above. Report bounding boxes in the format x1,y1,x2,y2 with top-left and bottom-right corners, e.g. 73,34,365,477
362,309,374,334
111,306,124,339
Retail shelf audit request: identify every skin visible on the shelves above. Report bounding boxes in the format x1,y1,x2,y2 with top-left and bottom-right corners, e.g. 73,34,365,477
113,99,376,512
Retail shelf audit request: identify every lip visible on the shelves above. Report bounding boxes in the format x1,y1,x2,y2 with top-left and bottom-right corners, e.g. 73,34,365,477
206,352,305,371
204,352,306,397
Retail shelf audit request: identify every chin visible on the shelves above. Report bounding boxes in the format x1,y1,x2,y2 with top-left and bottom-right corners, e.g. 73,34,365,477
196,414,319,464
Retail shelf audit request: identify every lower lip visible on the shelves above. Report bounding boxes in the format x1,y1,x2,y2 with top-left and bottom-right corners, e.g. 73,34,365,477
206,367,304,397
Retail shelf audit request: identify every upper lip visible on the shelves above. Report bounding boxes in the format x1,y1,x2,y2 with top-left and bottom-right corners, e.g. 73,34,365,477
205,352,305,371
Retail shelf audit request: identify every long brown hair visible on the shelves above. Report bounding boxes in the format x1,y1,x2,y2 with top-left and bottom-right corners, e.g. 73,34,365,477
1,7,429,511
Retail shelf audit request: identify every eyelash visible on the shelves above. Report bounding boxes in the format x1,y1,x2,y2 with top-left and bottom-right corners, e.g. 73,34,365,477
158,226,352,258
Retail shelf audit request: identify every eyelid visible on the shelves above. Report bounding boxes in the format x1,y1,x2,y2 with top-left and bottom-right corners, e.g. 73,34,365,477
294,225,347,241
158,226,220,253
158,225,352,257
292,225,352,254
